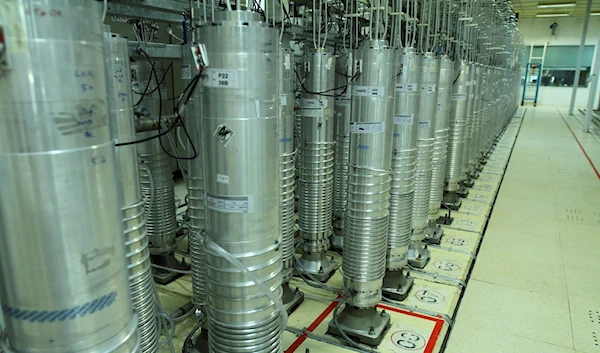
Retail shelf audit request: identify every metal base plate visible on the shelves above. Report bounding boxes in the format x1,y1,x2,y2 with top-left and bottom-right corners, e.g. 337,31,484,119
331,234,344,252
382,270,415,301
456,185,470,198
407,242,431,269
151,253,191,285
443,191,462,211
283,282,305,315
424,222,444,245
294,254,340,283
327,306,392,346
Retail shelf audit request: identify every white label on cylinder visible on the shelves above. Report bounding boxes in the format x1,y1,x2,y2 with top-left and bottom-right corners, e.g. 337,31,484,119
353,86,385,97
472,80,477,86
394,114,413,125
301,98,327,108
395,83,418,92
452,93,467,101
421,84,436,93
284,53,291,69
302,108,324,118
469,93,475,99
437,103,442,111
335,97,351,107
207,194,254,213
279,95,287,106
419,121,431,129
217,174,229,184
350,122,385,133
201,68,239,88
466,80,473,86
181,64,192,79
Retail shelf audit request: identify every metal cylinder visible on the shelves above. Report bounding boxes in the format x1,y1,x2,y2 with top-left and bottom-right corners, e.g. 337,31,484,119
343,41,395,308
280,48,296,284
429,57,453,215
331,53,353,250
387,48,420,271
182,44,207,308
105,33,159,353
471,65,484,163
461,63,476,178
0,2,139,352
412,53,439,235
296,49,337,281
445,61,469,192
132,60,178,256
199,11,283,353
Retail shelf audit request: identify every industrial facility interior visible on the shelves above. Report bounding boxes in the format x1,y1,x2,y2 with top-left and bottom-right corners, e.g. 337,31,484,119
0,0,599,353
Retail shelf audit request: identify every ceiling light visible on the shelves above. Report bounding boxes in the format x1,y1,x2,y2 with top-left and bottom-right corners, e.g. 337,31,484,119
591,12,600,16
536,13,570,17
537,3,576,8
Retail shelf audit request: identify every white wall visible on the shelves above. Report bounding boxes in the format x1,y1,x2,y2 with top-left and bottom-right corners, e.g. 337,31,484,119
518,16,600,108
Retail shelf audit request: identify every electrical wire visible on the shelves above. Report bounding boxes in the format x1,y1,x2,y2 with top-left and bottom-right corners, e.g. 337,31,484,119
295,69,359,97
151,263,193,275
102,0,108,23
331,292,377,353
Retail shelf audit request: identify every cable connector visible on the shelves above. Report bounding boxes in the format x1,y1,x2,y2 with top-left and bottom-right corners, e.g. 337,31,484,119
191,43,209,71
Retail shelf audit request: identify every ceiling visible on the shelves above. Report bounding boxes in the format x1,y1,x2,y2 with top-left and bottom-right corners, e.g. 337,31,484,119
509,0,600,18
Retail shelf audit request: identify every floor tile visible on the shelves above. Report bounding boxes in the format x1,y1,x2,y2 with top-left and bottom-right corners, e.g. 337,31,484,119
455,280,574,349
445,322,576,353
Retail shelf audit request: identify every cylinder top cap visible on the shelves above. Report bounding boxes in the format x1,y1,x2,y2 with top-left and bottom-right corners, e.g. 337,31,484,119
213,10,262,24
360,40,390,50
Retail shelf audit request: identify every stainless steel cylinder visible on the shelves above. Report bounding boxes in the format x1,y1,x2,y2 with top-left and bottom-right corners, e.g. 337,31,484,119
105,33,159,353
331,53,353,250
461,63,476,178
471,65,484,163
387,48,421,271
280,48,296,284
199,11,283,353
133,60,178,256
429,57,453,215
296,49,337,281
182,44,207,308
445,61,469,192
0,2,139,352
412,53,439,235
343,41,395,308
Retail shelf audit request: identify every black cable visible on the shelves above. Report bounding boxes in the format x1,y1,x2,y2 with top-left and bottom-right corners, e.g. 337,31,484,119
295,69,359,97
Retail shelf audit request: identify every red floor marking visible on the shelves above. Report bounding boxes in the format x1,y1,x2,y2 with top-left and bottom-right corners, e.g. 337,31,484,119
557,109,600,179
284,300,338,353
285,302,446,353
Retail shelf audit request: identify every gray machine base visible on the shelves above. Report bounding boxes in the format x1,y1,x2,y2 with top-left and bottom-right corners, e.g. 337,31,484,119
331,233,344,252
282,282,305,315
327,306,391,346
424,221,444,245
294,254,339,283
457,184,470,197
382,270,414,301
407,242,431,269
443,191,462,211
151,252,191,285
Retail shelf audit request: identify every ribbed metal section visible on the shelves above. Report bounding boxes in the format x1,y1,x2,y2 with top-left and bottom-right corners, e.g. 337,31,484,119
444,61,469,191
199,12,283,353
331,53,353,249
181,45,207,308
296,49,336,274
461,63,476,178
412,53,439,233
387,48,421,270
280,48,296,282
0,2,139,352
343,41,395,308
133,60,178,256
105,34,159,353
429,57,453,215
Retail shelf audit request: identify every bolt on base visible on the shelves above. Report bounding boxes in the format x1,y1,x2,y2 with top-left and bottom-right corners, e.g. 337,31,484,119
327,306,392,346
382,270,414,301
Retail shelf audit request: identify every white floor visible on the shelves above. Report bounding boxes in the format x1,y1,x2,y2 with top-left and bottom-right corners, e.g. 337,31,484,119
445,106,600,353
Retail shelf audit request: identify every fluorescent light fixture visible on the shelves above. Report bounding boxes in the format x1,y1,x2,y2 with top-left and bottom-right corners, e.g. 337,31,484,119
537,3,576,8
591,12,600,16
536,13,570,17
